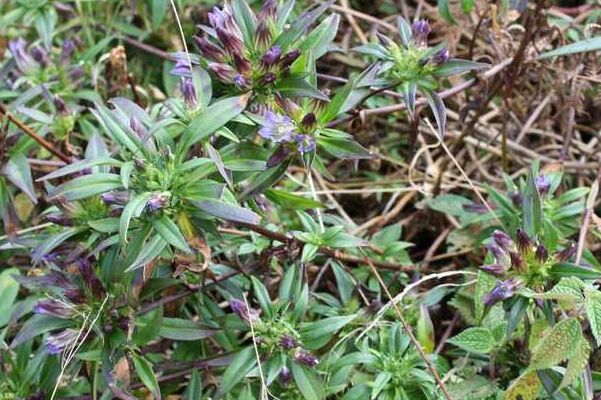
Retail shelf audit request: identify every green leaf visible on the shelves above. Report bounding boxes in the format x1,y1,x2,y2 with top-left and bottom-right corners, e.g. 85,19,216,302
265,188,323,210
522,168,542,238
318,137,372,159
585,288,601,347
92,104,142,154
132,354,161,399
424,90,447,137
277,75,329,101
152,215,192,253
11,315,71,349
185,369,203,400
180,94,249,153
120,192,153,245
397,17,412,45
241,161,290,200
4,153,37,203
433,59,488,78
48,173,123,201
159,318,215,341
216,347,256,398
151,0,168,29
301,314,356,349
231,0,256,47
290,363,325,400
529,318,582,370
0,268,20,327
550,262,601,280
274,1,331,50
191,199,260,224
251,276,273,318
448,327,495,354
558,338,590,390
438,0,457,24
126,234,168,271
134,307,163,346
539,36,601,59
39,157,121,182
504,371,541,400
298,13,339,58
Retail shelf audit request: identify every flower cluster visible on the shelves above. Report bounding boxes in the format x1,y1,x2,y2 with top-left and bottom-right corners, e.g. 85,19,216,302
480,229,576,306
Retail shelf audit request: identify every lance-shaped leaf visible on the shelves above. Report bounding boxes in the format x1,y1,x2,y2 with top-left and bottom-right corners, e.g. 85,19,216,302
3,153,37,203
539,36,601,59
277,75,329,101
318,137,372,160
274,0,333,50
132,355,161,399
126,233,168,272
39,157,121,181
191,199,260,224
48,173,123,201
92,104,143,154
152,215,192,253
120,192,154,245
433,59,489,77
298,13,340,59
179,94,249,153
424,90,446,137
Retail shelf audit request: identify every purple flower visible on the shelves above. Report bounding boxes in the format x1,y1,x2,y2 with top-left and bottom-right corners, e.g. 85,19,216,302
68,65,84,81
8,38,36,74
433,47,450,64
483,279,520,307
45,329,78,354
294,134,316,154
229,299,260,324
486,243,510,266
180,77,198,108
294,349,319,367
280,335,298,350
101,191,129,206
509,251,524,271
411,19,430,45
510,191,523,207
170,59,192,77
234,74,249,89
147,193,169,212
261,46,282,67
535,174,550,196
34,299,73,319
259,111,296,143
300,113,317,131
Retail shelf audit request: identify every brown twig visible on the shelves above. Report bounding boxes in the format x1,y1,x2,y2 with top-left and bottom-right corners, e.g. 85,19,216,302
0,103,71,163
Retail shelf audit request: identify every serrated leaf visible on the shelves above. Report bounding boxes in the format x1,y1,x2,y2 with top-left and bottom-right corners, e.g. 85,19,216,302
448,327,494,354
585,288,601,347
530,318,582,370
505,371,541,400
558,338,590,390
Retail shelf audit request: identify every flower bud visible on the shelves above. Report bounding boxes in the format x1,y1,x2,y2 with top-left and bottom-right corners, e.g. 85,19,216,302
279,366,292,386
294,349,319,367
509,251,524,271
180,77,198,108
208,62,238,83
258,0,277,21
45,213,73,226
433,47,450,64
34,299,73,319
193,36,226,62
229,299,260,325
53,95,69,116
300,113,317,131
492,230,514,251
266,145,292,168
129,117,145,138
535,174,550,197
411,19,430,45
8,38,36,74
30,46,50,68
170,59,191,77
486,243,509,265
232,52,251,73
535,244,548,263
45,328,78,354
280,335,298,350
516,229,532,253
260,72,276,85
483,279,520,307
60,40,76,65
479,263,505,277
556,243,576,262
216,28,244,55
68,65,84,81
280,49,301,69
510,191,523,207
147,193,170,212
77,258,106,298
234,74,250,90
261,46,282,67
101,191,129,206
